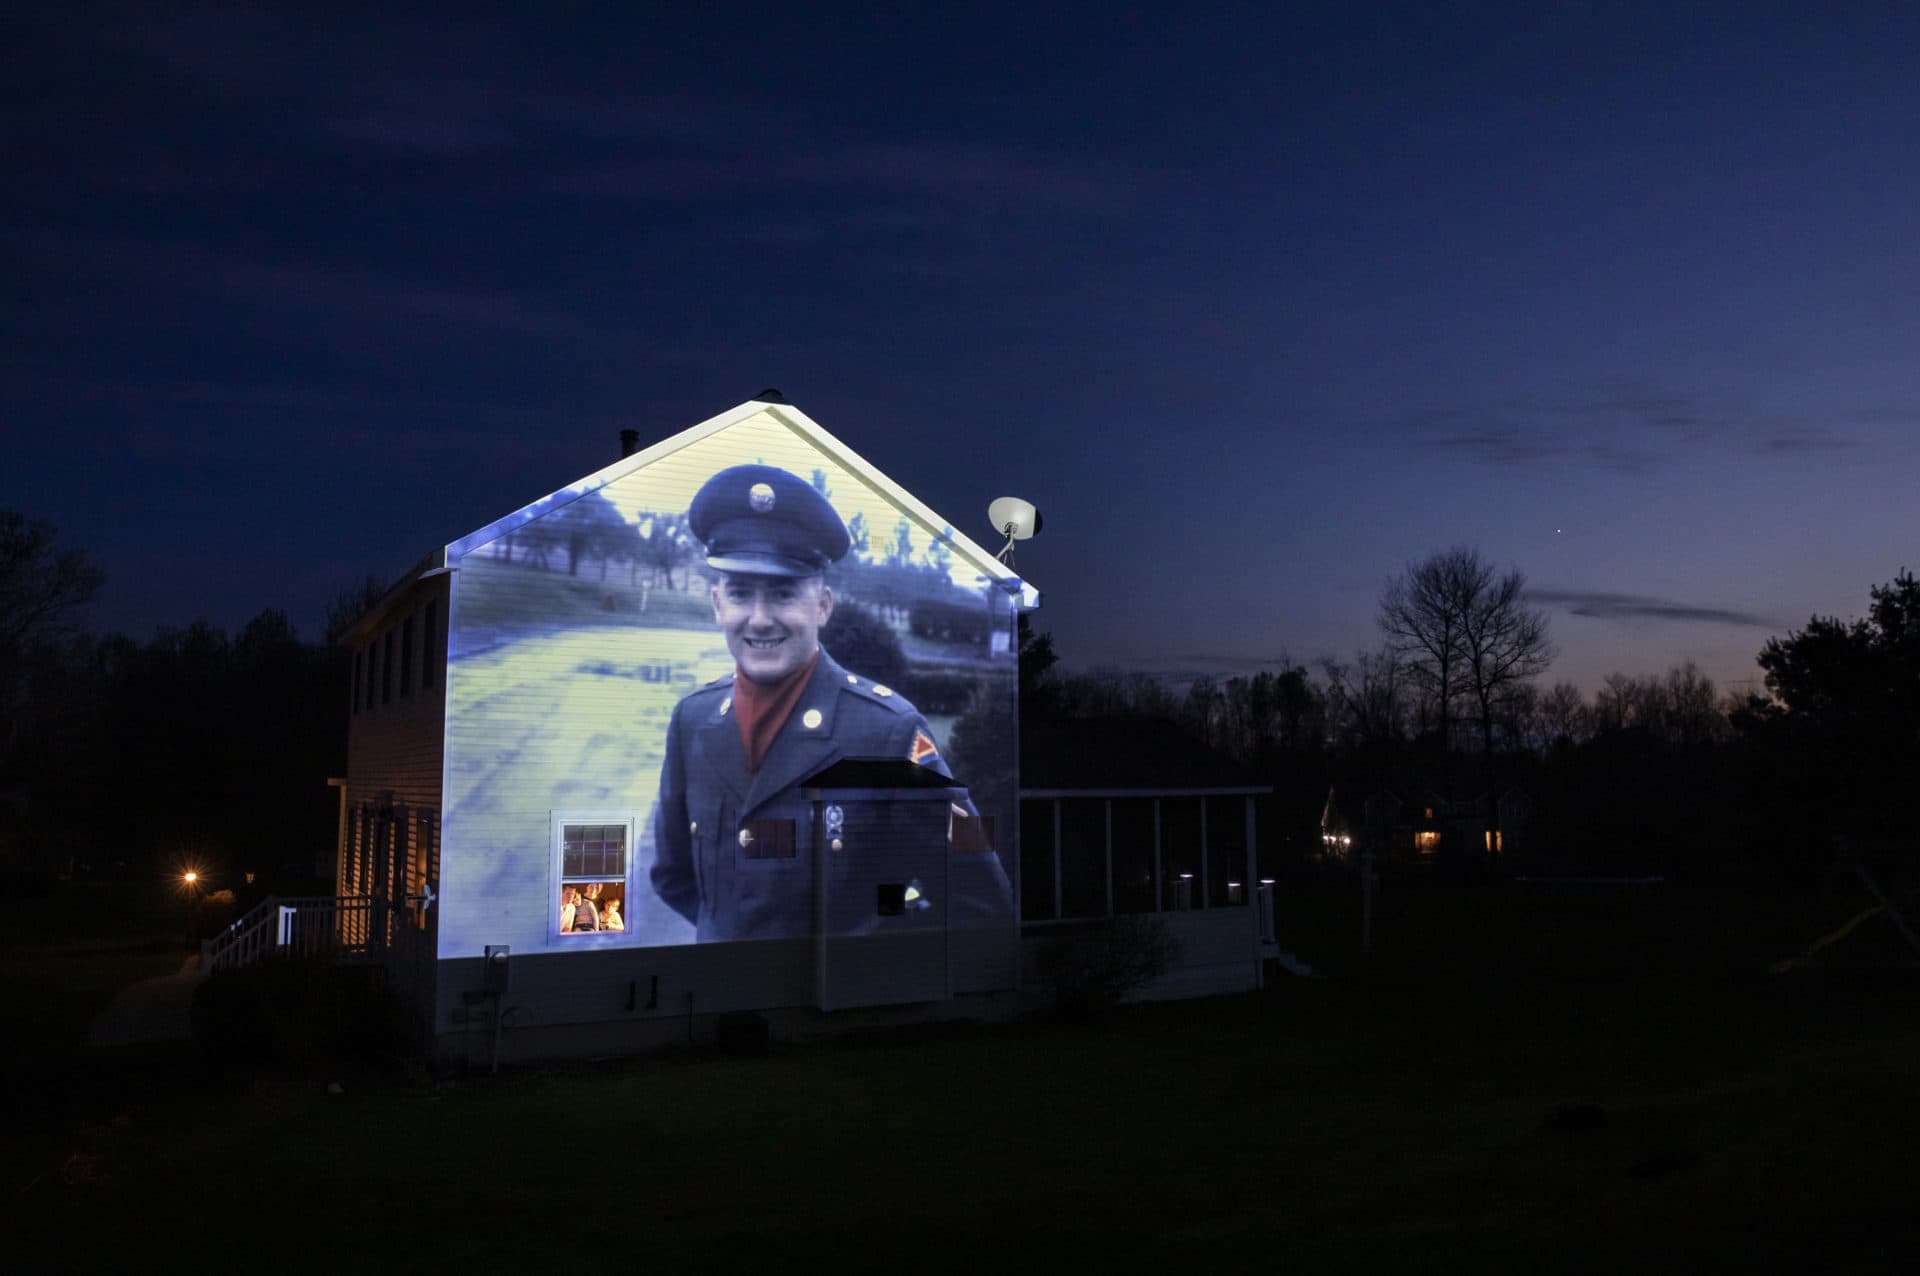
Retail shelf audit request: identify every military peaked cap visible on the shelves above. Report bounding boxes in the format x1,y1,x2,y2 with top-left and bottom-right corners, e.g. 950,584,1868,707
689,464,851,577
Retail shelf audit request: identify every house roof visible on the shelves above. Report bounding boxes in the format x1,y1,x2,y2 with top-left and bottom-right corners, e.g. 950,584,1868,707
1018,717,1271,796
447,395,1037,601
342,394,1041,644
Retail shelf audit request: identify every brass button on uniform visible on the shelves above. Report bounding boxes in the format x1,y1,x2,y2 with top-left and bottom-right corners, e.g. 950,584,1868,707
738,828,754,850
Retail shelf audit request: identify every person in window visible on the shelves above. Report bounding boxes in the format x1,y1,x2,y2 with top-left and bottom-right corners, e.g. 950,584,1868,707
572,890,600,932
560,887,580,933
602,898,625,931
650,464,1009,942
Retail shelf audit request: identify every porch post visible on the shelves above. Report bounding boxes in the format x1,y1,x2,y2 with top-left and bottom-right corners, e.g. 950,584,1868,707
1052,799,1062,920
1103,799,1113,918
1152,799,1162,912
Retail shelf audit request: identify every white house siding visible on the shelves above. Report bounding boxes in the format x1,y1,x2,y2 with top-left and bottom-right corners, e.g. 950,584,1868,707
431,942,1014,1065
431,407,1020,975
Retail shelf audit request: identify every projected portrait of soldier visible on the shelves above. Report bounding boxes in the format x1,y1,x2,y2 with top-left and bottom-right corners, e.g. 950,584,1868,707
649,464,989,941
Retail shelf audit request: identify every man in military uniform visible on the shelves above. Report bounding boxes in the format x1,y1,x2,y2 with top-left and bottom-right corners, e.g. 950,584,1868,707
650,464,1003,942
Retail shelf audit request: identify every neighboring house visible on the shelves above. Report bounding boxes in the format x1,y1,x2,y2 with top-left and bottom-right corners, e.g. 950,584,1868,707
1360,784,1531,864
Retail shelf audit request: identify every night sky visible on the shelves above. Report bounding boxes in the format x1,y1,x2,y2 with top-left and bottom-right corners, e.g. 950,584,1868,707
8,3,1919,695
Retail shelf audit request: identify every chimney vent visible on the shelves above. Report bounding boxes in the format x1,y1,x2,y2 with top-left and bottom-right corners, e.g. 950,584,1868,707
619,429,640,458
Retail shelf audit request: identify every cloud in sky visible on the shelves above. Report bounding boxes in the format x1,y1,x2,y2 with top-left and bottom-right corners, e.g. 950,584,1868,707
1418,425,1660,472
1403,386,1877,473
1759,430,1862,453
1527,589,1778,628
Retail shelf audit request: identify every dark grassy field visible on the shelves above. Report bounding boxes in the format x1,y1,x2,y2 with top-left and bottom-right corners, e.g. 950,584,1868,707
9,878,1920,1273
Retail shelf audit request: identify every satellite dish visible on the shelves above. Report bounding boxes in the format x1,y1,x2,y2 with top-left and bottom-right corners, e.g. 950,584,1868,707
987,496,1043,564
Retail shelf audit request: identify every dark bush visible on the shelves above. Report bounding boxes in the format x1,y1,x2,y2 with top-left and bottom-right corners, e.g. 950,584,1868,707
191,955,411,1076
1033,915,1183,1018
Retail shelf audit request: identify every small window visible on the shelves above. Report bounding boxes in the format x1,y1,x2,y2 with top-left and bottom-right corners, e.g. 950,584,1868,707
555,818,633,938
382,630,394,704
365,642,378,712
399,615,415,696
742,819,796,860
351,650,362,714
422,601,438,689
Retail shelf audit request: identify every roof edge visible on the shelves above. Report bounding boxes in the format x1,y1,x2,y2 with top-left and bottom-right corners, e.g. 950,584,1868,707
339,547,448,647
438,396,1043,604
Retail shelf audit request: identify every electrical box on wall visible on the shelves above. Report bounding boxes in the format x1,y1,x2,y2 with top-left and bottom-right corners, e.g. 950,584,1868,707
483,944,511,991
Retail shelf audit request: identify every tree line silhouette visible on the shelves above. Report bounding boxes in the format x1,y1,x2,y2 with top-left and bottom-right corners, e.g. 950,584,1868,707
0,512,375,889
4,508,1913,890
1021,550,1920,881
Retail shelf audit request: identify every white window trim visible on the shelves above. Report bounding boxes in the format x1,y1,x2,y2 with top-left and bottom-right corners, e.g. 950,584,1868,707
549,810,638,948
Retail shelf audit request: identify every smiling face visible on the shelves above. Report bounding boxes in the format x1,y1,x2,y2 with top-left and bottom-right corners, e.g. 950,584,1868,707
711,572,833,684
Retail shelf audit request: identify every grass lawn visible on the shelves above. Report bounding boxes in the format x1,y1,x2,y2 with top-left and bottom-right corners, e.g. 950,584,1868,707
10,882,1920,1272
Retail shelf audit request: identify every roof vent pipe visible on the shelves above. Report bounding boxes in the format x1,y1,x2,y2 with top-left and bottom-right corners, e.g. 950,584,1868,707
619,429,640,458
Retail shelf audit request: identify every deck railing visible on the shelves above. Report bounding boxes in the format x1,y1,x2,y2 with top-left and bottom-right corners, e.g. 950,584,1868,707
200,894,398,976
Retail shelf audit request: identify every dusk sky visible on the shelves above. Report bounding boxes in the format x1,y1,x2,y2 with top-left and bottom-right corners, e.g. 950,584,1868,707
8,3,1919,696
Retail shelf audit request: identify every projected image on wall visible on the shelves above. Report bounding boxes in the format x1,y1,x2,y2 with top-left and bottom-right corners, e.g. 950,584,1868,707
443,420,1016,954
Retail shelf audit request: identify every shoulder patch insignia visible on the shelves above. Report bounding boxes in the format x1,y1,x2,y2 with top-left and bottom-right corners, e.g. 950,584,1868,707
910,730,939,765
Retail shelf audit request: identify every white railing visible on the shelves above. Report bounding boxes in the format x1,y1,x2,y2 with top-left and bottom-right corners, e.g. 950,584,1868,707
201,894,393,976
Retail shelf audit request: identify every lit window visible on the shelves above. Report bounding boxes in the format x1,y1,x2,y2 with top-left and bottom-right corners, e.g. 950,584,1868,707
1415,831,1440,855
553,817,634,939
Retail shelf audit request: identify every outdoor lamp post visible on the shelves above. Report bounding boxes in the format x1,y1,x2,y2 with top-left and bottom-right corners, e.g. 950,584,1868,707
181,870,203,945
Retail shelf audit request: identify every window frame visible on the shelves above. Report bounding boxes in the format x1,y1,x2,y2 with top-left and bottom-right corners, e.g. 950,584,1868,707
549,810,638,947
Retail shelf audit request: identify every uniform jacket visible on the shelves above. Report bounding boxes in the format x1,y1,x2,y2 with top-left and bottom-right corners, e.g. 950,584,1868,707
650,648,1006,942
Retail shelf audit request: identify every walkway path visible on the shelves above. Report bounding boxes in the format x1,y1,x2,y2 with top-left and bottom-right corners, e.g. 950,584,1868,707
88,953,199,1046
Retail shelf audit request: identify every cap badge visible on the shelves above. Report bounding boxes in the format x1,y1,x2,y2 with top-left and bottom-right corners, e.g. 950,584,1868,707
749,482,776,513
